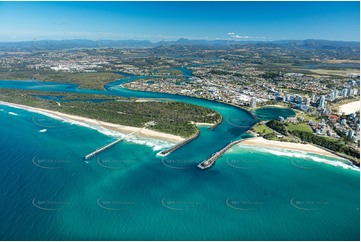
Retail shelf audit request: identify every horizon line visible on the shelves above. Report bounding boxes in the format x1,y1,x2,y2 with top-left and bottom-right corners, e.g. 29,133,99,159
0,38,360,43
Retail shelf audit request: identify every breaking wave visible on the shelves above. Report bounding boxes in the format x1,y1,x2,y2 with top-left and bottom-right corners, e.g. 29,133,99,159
0,102,174,152
237,145,359,172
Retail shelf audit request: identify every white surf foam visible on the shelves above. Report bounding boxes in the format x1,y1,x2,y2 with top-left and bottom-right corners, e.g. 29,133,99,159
0,102,174,151
8,112,19,116
39,129,47,133
238,145,359,172
42,114,173,150
16,107,124,138
124,135,173,151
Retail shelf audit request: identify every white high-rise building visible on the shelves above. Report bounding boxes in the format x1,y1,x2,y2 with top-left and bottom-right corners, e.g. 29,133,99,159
351,88,358,96
311,94,316,102
347,88,352,96
318,95,326,109
333,89,338,99
250,97,257,108
341,88,348,97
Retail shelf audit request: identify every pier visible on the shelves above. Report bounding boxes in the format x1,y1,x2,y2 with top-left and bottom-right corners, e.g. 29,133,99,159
158,129,200,156
84,128,144,160
198,140,244,169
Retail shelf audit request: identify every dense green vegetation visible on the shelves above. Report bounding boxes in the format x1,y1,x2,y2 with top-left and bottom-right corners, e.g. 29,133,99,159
265,119,359,162
0,70,121,90
261,71,284,82
290,130,360,160
267,119,312,134
266,120,287,135
263,133,277,140
0,89,221,138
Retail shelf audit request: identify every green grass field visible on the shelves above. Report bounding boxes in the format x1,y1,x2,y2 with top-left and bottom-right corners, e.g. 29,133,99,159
295,111,322,122
286,123,312,133
252,123,273,135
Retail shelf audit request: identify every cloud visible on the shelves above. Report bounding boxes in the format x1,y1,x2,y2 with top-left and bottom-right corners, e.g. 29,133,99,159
227,32,269,39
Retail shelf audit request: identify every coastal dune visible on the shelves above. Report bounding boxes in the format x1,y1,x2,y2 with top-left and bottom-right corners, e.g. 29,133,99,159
0,101,185,144
0,101,350,161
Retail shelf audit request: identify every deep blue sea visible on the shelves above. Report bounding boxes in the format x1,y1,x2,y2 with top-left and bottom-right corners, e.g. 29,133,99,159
0,72,359,240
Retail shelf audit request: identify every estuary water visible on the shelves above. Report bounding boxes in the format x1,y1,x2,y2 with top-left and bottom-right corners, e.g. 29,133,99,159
0,72,359,240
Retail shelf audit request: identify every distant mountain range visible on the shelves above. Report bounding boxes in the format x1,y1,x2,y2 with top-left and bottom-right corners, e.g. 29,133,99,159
0,38,359,51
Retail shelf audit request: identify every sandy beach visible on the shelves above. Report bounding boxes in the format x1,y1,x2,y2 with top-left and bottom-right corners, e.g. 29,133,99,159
338,101,360,115
0,101,185,143
240,137,340,159
193,122,213,126
0,100,352,160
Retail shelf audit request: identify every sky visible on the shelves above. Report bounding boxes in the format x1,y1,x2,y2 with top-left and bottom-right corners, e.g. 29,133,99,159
0,1,359,42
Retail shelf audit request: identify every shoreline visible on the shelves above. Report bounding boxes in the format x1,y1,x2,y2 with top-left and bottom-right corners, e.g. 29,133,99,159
337,101,360,115
0,101,185,144
0,100,356,165
240,137,342,159
254,104,291,109
193,122,213,126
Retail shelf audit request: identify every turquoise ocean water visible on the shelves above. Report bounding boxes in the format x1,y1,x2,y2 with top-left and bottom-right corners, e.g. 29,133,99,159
0,71,359,240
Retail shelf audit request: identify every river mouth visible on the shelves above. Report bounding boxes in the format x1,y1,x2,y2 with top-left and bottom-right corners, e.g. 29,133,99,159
0,68,296,164
0,69,359,241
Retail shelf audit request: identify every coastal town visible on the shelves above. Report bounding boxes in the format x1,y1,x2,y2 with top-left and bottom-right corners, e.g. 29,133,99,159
0,1,360,241
0,40,360,164
123,61,360,164
125,70,360,146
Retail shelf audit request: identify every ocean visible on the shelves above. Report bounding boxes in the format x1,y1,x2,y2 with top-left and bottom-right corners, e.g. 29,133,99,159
0,102,359,240
0,73,359,240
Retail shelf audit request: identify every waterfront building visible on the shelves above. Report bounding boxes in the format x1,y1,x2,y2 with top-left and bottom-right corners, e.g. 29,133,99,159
250,97,257,108
295,95,303,104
